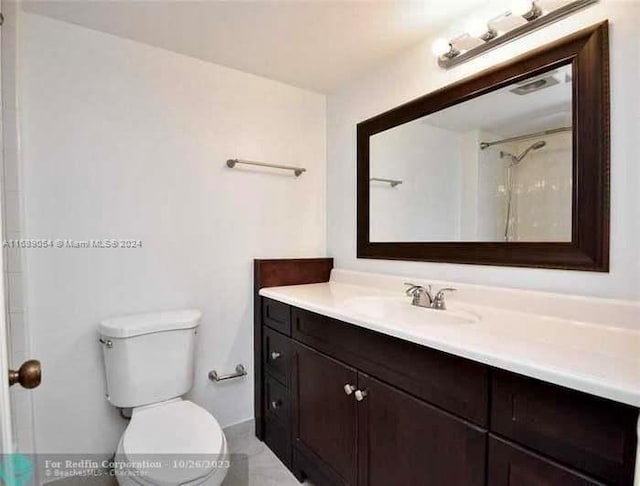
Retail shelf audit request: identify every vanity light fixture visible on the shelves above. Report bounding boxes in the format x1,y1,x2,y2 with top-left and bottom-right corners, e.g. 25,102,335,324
431,38,459,59
510,0,543,20
433,0,598,69
466,19,498,42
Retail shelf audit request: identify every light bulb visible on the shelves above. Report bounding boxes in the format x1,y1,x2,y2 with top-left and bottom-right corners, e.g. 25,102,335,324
510,0,533,16
431,38,451,57
467,19,489,39
536,0,565,13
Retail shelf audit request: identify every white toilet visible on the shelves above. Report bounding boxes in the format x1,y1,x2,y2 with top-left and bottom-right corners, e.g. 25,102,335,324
99,309,228,486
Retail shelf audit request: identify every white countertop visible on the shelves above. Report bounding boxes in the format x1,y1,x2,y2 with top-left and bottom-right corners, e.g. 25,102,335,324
260,277,640,408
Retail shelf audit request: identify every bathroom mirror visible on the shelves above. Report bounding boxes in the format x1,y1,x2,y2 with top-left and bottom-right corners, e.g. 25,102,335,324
370,63,573,244
357,22,609,271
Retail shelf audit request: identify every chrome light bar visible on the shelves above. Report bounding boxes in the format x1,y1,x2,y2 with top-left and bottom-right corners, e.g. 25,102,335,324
435,0,598,69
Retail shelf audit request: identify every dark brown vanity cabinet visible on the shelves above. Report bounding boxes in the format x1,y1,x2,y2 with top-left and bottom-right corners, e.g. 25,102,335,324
491,371,639,485
292,342,358,486
290,341,486,486
256,298,639,486
488,437,606,486
357,373,486,486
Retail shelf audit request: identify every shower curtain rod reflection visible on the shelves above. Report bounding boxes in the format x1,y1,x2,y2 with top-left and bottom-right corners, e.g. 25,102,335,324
480,127,571,150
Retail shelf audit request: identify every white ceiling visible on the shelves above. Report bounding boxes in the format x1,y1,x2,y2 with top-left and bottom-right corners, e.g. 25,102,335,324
22,0,490,93
425,65,573,137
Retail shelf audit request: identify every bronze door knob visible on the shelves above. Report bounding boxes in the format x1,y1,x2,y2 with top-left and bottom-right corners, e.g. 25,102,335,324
8,359,41,389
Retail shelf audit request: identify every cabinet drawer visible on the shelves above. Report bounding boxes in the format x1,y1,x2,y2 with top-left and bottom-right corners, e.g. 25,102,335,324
263,327,292,386
265,417,292,468
265,374,290,427
292,307,489,425
263,298,291,335
491,371,638,485
488,436,605,486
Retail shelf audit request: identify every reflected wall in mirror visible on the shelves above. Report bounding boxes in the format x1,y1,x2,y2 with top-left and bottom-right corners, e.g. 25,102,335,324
357,22,609,271
370,64,573,243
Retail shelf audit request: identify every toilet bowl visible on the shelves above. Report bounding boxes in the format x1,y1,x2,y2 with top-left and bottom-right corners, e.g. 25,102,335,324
98,310,228,486
114,400,228,486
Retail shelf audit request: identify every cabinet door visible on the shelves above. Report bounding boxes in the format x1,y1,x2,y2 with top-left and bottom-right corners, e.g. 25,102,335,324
292,342,358,486
357,373,487,486
491,370,638,485
488,436,606,486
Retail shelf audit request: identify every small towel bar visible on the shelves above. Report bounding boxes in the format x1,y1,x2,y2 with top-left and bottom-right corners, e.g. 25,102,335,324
208,364,247,382
370,177,402,187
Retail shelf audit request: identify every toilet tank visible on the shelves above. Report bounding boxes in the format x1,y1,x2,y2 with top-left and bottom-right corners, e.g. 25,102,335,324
98,309,202,408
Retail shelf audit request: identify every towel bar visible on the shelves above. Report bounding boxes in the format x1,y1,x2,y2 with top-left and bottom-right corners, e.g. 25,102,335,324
208,364,247,382
226,158,306,177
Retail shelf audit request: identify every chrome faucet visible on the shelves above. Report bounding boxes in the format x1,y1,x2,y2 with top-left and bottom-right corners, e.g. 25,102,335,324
432,288,457,310
405,283,457,310
405,283,434,308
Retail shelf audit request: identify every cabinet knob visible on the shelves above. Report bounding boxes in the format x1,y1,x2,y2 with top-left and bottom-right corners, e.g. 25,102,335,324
271,400,282,409
344,384,356,395
270,351,282,361
355,389,368,402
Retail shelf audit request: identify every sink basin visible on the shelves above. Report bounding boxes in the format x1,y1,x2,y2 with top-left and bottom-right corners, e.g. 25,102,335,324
342,296,479,326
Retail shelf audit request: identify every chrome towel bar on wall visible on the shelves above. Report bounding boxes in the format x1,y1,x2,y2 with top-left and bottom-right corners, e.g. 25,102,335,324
370,177,403,187
226,158,306,177
208,364,247,382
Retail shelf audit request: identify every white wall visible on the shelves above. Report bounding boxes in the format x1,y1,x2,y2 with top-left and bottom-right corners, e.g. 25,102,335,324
369,121,461,241
327,0,640,299
19,12,326,455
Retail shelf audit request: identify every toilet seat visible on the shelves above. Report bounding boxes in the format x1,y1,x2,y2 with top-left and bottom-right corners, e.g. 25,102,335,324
117,400,227,486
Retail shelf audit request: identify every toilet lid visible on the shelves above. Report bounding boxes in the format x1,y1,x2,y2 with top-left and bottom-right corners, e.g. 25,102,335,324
122,400,225,485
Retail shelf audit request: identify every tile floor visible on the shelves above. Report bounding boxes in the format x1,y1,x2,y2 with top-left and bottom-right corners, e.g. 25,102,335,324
224,420,309,486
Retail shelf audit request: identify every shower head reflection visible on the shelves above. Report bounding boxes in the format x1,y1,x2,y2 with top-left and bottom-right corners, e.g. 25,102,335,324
500,140,546,165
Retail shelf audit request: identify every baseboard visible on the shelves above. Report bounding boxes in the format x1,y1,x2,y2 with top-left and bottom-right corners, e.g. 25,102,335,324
223,418,255,440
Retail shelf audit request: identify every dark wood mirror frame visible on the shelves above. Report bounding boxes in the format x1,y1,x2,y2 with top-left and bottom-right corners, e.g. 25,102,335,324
357,22,609,272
